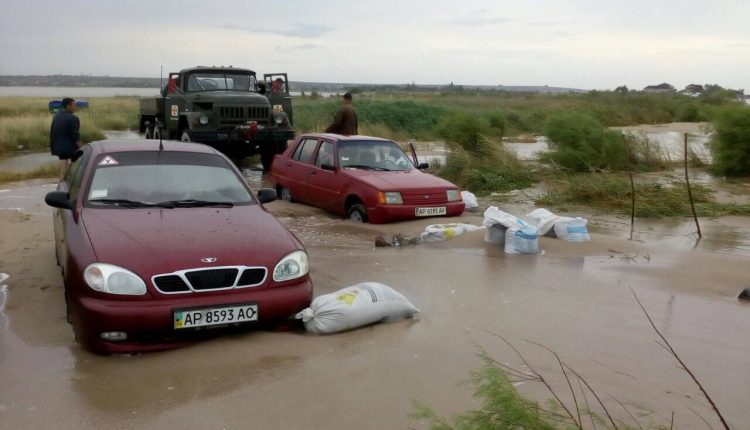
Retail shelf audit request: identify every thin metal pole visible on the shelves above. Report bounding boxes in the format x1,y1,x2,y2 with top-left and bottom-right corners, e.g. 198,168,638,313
684,133,702,239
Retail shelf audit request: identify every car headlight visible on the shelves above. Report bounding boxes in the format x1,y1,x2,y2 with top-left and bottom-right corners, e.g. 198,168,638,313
199,115,209,125
83,263,147,295
273,250,309,282
446,189,460,202
382,192,403,205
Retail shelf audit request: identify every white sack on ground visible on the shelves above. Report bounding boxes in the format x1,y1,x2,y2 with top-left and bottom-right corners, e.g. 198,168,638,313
461,191,479,209
296,282,420,334
504,226,540,254
421,223,482,243
484,224,506,245
526,208,560,236
553,217,590,242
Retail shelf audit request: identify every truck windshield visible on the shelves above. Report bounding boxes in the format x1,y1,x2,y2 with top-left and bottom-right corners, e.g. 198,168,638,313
85,152,255,207
187,73,256,92
338,140,415,172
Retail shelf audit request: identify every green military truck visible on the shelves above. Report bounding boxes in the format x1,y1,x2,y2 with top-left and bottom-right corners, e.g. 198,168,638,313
138,66,295,170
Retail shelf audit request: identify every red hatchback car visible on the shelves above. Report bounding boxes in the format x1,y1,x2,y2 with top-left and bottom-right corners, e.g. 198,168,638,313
270,134,465,223
45,140,312,354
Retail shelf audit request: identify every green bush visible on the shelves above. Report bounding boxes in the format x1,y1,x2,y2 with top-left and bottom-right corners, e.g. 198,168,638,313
710,106,750,176
436,112,484,151
541,112,627,172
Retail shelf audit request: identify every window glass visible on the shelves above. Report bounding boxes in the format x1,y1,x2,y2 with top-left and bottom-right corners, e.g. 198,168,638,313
338,140,413,171
186,72,255,92
86,152,254,206
293,139,318,164
315,141,335,167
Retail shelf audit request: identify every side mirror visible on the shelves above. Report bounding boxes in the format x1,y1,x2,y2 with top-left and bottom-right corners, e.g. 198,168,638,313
320,163,336,171
417,162,430,170
257,188,277,204
45,191,73,210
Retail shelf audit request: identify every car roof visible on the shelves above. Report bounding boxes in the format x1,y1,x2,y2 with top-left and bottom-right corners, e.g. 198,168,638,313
87,140,221,155
301,133,394,142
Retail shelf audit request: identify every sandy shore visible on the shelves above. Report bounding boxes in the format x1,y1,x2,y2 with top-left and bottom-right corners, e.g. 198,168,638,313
0,179,748,429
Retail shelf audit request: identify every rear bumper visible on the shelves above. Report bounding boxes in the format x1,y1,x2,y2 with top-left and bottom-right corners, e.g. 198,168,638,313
367,202,465,224
72,278,312,354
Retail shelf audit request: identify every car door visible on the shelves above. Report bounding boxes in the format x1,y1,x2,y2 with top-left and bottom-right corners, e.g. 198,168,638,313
281,137,319,203
306,140,341,212
54,150,89,272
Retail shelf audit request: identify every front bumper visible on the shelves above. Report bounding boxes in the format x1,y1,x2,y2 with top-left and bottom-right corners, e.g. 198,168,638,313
72,278,312,354
367,202,465,224
188,127,295,145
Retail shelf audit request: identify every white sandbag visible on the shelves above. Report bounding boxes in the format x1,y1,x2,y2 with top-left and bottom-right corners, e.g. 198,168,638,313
421,223,482,243
296,282,420,334
484,224,506,245
461,191,479,209
553,217,590,242
483,206,530,230
504,226,540,254
526,208,560,236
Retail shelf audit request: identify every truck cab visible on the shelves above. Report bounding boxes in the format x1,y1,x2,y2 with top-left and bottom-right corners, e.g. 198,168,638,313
138,66,295,170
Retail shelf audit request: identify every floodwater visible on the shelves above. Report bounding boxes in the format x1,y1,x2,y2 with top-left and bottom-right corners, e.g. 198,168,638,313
1,175,749,429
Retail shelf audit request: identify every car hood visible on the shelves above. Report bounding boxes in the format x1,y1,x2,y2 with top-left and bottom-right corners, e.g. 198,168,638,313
342,168,458,191
81,206,300,276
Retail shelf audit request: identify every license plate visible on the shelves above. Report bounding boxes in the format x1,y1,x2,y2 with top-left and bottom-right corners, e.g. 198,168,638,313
416,206,447,217
174,303,258,329
217,133,229,140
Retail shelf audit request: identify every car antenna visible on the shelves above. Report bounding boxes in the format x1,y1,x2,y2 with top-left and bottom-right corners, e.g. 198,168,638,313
156,118,164,151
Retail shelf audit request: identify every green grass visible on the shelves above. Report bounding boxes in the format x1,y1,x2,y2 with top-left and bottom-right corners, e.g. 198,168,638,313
709,105,750,176
536,173,750,217
0,97,139,155
0,162,58,184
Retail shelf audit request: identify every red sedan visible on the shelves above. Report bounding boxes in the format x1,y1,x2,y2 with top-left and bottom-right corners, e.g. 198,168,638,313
45,140,312,354
270,134,465,223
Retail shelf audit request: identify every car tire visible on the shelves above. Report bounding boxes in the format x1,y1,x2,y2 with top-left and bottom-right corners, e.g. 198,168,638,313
347,203,368,223
180,131,191,142
279,186,293,202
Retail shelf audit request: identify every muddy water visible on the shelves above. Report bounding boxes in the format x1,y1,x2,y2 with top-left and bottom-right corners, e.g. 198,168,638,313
1,180,749,429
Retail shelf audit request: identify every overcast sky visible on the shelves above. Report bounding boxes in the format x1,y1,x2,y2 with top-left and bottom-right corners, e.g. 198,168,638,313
1,0,748,90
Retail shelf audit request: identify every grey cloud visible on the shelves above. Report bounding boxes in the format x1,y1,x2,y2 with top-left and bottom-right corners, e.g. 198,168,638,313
444,11,510,26
225,22,332,38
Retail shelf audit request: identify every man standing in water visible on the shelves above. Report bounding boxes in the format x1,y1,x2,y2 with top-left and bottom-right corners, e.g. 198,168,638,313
50,98,83,181
325,92,358,135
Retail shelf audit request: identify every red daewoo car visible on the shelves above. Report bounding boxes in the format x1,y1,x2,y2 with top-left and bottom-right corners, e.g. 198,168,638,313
270,134,465,223
45,140,312,354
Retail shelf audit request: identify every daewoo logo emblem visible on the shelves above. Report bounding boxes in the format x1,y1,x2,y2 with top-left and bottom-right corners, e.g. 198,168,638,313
424,195,430,199
201,257,217,263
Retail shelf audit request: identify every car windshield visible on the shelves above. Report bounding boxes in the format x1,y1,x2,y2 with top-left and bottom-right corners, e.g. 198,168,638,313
338,140,414,172
187,72,256,92
86,151,254,207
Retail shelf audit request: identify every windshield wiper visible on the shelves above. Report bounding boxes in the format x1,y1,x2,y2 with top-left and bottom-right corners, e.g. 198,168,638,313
154,199,234,208
343,164,390,171
89,198,155,208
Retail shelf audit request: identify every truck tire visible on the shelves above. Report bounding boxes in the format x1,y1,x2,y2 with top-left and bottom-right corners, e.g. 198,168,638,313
180,131,191,142
153,126,163,141
144,125,153,139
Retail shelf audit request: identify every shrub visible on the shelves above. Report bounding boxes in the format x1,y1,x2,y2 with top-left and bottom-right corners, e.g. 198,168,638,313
710,106,750,176
541,112,627,172
436,112,484,151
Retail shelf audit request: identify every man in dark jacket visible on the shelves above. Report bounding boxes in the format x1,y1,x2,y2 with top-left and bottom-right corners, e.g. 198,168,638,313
50,98,82,180
325,93,358,135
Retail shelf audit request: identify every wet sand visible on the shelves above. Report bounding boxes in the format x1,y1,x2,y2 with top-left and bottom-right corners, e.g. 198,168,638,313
1,180,749,429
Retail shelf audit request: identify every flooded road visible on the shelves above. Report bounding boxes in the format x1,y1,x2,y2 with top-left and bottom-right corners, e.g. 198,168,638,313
0,178,749,429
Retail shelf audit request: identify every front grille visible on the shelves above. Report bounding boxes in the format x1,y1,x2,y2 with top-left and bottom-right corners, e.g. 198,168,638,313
402,192,448,205
220,106,244,119
247,106,269,120
152,266,268,294
238,268,266,286
185,269,239,290
153,275,190,293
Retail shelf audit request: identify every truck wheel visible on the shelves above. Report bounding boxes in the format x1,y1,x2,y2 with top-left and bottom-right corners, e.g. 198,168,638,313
153,126,163,140
347,204,368,223
261,147,275,172
180,131,191,142
144,126,153,139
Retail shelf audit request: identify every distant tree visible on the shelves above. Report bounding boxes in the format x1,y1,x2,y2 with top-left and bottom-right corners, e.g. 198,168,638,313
614,85,629,94
310,90,321,100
